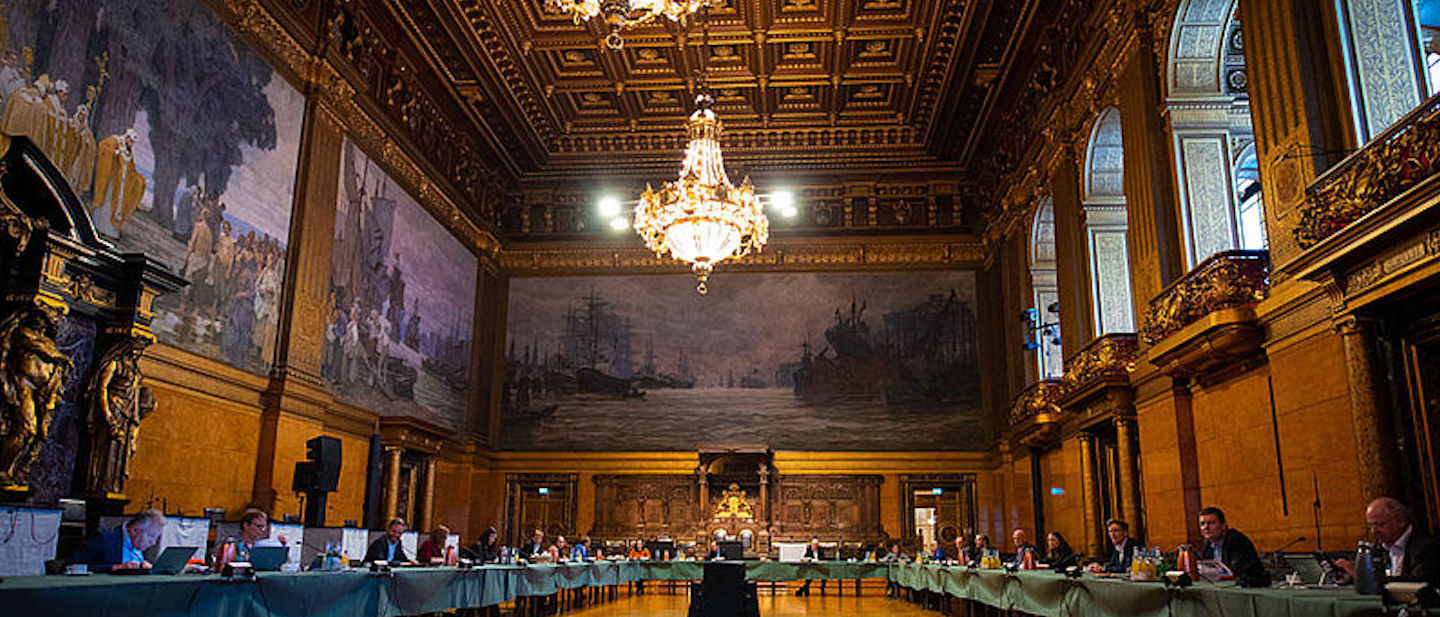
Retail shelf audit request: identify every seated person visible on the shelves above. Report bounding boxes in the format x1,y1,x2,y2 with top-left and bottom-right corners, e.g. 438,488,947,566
1043,531,1078,571
878,540,907,562
570,536,594,561
522,529,547,560
627,539,651,560
796,537,827,595
417,524,451,564
363,517,414,564
466,526,501,564
214,508,284,565
964,534,989,566
69,509,165,572
926,540,944,562
949,535,972,563
1337,497,1440,585
1198,506,1268,587
706,541,721,560
1089,519,1138,574
547,535,570,562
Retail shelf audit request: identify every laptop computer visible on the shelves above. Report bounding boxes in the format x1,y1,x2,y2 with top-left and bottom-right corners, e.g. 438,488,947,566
249,546,290,572
1282,554,1327,586
152,546,199,575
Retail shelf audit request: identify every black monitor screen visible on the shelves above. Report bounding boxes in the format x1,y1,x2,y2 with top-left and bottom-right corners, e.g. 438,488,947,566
718,541,743,560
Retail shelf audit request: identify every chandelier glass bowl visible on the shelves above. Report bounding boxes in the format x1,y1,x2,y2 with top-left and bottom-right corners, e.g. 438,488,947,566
632,94,769,295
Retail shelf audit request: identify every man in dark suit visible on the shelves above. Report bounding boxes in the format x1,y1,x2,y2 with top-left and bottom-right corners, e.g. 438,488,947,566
1362,497,1439,584
796,537,826,596
1197,506,1269,587
68,509,165,572
522,528,547,560
1090,519,1139,574
363,517,413,564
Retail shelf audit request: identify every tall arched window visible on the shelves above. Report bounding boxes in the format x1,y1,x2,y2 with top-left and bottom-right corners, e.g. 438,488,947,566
1029,199,1063,379
1167,0,1264,265
1337,0,1440,140
1083,108,1135,336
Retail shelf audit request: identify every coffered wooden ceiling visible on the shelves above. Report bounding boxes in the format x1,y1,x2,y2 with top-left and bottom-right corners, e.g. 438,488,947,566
390,0,1037,180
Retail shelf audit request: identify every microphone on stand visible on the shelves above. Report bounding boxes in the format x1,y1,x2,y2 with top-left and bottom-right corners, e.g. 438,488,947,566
1267,537,1306,575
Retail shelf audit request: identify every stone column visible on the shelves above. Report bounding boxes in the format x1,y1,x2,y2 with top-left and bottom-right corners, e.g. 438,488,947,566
697,466,709,525
384,447,402,523
1336,315,1402,502
757,463,770,524
1116,16,1185,313
1236,0,1353,265
1078,433,1101,557
1114,417,1142,539
1050,150,1096,355
419,457,437,531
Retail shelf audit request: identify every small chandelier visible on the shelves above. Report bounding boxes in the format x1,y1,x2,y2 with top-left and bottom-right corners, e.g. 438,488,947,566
546,0,718,50
633,93,769,295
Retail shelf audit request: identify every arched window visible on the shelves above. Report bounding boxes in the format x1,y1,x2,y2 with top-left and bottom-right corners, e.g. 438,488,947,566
1083,108,1135,336
1337,0,1440,140
1029,199,1063,379
1167,0,1263,265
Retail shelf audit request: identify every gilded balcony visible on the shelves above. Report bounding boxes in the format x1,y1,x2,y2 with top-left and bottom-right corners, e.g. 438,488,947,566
1059,334,1136,395
1296,92,1440,249
1010,379,1064,447
1143,250,1270,378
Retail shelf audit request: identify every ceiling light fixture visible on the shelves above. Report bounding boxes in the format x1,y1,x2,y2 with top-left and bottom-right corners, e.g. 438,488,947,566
631,6,768,295
546,0,719,50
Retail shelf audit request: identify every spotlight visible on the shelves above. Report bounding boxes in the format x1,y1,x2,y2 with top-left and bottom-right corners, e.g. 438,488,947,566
598,196,622,218
608,217,630,231
771,191,798,218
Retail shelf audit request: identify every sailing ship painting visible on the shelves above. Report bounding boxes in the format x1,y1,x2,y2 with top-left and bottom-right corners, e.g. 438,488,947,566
322,140,477,432
502,271,984,451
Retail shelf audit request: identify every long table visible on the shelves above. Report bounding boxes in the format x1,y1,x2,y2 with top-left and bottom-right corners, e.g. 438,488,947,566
888,562,1389,617
0,561,1395,617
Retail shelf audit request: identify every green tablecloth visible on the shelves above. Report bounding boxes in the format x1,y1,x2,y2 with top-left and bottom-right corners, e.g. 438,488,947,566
887,563,1388,617
0,561,1393,617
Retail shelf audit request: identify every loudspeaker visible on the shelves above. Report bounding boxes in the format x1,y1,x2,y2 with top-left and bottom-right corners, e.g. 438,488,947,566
292,436,342,493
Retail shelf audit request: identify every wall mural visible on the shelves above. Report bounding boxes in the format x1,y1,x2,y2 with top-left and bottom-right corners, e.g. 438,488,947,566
502,272,984,451
0,1,304,374
323,140,477,433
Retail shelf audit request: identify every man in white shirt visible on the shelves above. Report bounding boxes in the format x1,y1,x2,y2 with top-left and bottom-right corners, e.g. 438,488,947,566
1339,497,1439,584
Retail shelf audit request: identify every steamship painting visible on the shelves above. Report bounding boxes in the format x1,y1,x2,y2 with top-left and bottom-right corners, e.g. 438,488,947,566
502,272,984,452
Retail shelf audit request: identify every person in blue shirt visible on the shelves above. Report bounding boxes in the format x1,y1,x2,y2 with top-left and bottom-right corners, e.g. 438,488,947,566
363,517,414,564
570,536,594,561
69,509,165,572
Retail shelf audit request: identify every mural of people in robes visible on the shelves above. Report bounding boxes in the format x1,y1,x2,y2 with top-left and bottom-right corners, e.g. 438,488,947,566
0,1,304,374
323,140,477,433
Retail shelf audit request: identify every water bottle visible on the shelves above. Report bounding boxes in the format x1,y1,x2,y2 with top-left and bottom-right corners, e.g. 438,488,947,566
1353,541,1387,595
1020,546,1036,571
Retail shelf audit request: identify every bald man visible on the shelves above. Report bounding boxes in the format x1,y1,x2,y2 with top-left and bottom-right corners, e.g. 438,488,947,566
1339,497,1439,585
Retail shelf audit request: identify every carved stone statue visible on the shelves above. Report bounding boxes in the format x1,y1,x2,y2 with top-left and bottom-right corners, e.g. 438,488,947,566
84,336,153,496
0,304,72,488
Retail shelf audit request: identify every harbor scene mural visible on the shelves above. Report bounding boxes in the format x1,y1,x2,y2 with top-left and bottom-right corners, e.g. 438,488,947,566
0,0,303,374
502,272,984,451
322,140,477,433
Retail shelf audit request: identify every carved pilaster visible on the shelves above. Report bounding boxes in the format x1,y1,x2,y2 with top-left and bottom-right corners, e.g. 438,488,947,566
1117,19,1186,316
1050,151,1096,356
384,447,402,522
1236,0,1351,267
1335,315,1402,502
419,458,437,531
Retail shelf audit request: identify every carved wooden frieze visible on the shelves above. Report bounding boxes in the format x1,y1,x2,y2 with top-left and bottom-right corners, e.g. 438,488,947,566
770,474,882,540
592,474,701,538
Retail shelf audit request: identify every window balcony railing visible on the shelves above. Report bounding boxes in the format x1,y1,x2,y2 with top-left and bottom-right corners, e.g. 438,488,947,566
1140,250,1270,346
1297,91,1440,249
1058,333,1137,397
1010,379,1064,427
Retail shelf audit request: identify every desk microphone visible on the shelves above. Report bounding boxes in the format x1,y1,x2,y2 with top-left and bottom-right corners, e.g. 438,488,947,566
1274,537,1306,553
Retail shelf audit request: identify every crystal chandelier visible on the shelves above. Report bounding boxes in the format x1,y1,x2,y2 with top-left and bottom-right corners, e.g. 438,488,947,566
632,92,769,295
546,0,718,50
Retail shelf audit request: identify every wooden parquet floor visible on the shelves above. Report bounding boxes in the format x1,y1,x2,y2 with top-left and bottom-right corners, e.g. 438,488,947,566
556,593,936,616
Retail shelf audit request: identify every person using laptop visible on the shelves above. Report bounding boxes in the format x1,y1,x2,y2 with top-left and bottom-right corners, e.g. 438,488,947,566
69,509,165,572
213,508,284,566
364,517,414,564
417,524,451,564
